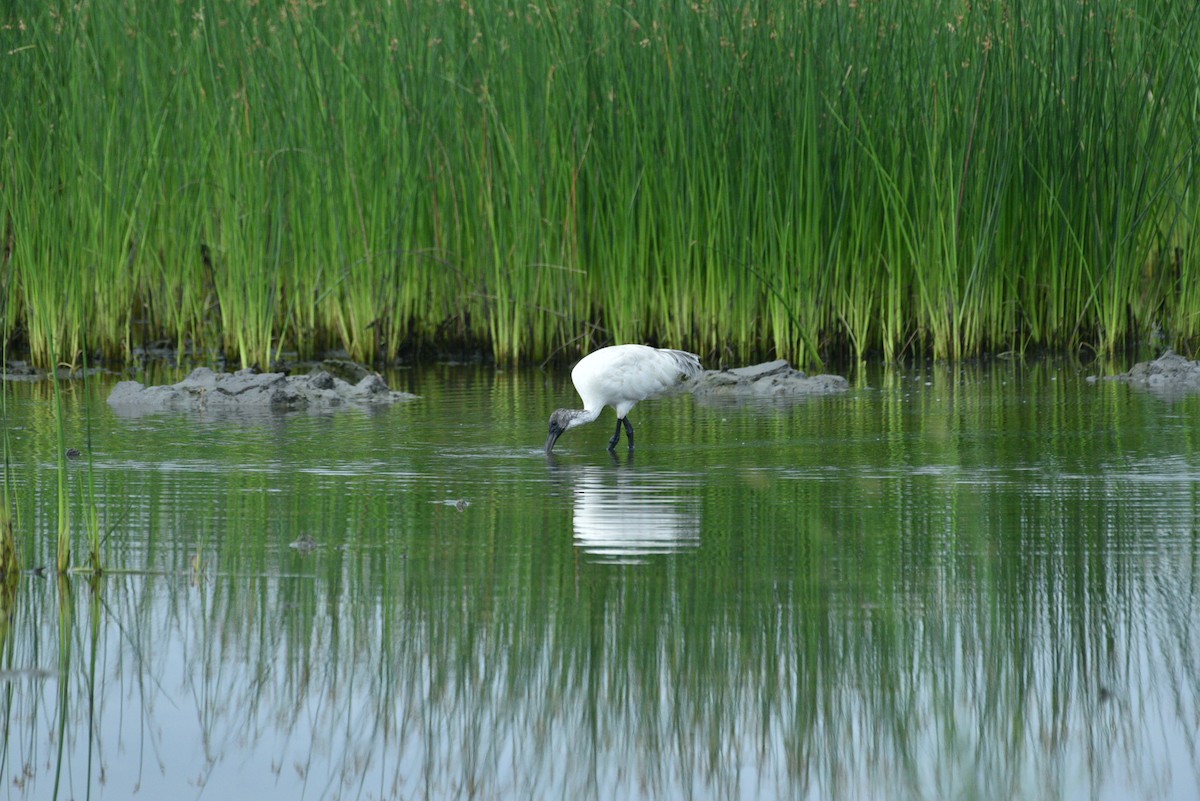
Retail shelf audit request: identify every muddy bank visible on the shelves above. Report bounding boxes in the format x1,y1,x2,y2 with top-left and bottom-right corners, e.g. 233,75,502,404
107,365,418,414
688,360,849,399
1091,350,1200,395
1,362,108,382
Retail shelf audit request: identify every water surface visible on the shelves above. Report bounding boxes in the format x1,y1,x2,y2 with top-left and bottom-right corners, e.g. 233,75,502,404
1,361,1197,800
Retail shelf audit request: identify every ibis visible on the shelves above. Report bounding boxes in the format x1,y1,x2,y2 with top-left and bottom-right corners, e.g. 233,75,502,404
545,344,703,453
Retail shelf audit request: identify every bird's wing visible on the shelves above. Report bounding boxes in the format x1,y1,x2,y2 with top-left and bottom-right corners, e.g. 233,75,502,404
658,349,703,378
572,345,703,416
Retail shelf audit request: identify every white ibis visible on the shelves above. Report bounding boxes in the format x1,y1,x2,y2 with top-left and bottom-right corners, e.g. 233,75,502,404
545,344,703,453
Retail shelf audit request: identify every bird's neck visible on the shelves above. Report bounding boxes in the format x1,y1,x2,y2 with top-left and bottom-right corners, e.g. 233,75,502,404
570,407,603,428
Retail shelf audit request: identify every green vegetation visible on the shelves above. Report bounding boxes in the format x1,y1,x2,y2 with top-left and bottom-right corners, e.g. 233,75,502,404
2,344,104,576
0,346,18,585
2,0,1198,366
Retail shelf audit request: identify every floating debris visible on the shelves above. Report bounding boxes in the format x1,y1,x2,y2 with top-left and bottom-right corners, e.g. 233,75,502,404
0,667,58,681
433,499,471,511
289,534,321,554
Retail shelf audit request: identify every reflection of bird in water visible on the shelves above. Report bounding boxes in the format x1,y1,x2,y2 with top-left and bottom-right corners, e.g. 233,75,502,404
568,465,701,562
545,345,702,453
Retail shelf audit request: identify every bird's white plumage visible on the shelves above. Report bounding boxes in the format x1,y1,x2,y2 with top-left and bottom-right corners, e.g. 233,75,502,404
544,345,702,452
571,345,701,418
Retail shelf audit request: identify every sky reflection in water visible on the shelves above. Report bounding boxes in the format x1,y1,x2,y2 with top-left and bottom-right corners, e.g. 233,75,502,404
1,361,1198,800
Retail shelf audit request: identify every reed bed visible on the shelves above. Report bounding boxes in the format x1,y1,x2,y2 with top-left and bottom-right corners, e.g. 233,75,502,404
2,0,1198,366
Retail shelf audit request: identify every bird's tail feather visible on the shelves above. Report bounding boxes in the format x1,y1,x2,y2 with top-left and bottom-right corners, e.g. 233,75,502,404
662,349,703,378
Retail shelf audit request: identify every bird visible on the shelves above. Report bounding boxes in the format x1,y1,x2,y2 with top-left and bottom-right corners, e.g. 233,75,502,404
545,344,703,453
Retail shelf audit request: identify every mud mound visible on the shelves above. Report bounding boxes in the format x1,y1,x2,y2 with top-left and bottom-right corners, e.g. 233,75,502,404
108,366,417,413
1092,350,1200,394
688,360,849,399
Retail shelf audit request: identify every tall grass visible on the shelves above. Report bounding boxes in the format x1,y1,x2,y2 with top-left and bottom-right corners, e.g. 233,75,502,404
1,0,1197,366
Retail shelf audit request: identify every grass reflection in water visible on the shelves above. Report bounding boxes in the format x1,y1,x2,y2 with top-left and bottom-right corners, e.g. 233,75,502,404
0,363,1197,800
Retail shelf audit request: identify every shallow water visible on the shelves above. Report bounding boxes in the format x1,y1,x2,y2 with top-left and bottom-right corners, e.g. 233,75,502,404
2,360,1198,800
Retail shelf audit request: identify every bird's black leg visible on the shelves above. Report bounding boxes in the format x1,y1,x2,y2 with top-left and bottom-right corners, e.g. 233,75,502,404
622,417,635,449
608,417,623,451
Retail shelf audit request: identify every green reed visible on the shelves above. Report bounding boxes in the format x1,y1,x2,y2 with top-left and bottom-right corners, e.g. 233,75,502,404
48,363,70,574
1,0,1197,366
78,349,101,571
0,362,17,585
3,332,106,575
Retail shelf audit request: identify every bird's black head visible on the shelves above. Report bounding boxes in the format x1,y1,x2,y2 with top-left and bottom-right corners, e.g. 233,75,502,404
545,409,573,453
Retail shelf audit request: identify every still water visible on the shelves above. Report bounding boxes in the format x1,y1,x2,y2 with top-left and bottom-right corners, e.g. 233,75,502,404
1,360,1198,800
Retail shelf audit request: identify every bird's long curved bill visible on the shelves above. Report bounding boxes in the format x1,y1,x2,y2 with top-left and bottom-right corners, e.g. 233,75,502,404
545,431,561,453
